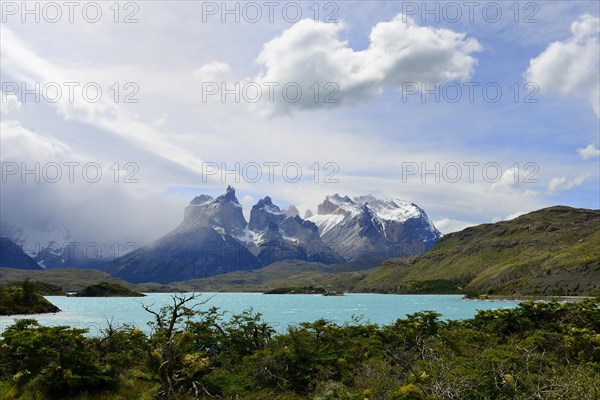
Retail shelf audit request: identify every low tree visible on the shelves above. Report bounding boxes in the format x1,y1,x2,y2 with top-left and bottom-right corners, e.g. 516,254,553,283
0,319,115,395
143,293,213,400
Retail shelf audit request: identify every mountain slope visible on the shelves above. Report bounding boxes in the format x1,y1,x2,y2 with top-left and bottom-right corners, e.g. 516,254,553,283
0,267,142,292
352,206,600,295
104,186,264,284
5,206,593,295
0,237,42,270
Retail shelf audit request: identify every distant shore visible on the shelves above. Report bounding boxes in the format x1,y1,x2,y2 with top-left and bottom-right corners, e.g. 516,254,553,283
468,295,595,303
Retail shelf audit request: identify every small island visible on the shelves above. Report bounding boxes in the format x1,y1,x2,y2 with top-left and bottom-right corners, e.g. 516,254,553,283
0,280,61,315
264,286,344,296
74,281,146,297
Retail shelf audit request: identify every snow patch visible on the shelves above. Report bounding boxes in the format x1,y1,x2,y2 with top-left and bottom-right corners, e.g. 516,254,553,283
307,214,345,235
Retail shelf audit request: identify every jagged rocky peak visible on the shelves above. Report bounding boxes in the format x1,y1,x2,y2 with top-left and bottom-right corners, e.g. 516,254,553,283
245,197,343,264
214,185,240,205
280,215,320,240
249,196,285,232
182,186,246,234
317,194,360,217
283,205,300,218
304,209,314,218
253,196,281,213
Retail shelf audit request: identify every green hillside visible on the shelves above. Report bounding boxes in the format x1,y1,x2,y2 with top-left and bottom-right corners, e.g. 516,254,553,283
0,280,61,315
0,268,137,293
351,206,600,295
75,282,145,297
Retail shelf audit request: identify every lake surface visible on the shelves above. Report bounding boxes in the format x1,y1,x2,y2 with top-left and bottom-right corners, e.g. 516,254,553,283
0,293,522,335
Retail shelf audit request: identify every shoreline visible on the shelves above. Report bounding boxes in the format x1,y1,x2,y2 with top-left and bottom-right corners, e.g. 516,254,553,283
468,295,594,303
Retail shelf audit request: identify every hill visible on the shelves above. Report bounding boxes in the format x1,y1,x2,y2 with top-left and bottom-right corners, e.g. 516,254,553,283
0,280,61,315
132,258,381,292
350,206,600,295
0,267,138,292
75,282,145,297
5,280,64,295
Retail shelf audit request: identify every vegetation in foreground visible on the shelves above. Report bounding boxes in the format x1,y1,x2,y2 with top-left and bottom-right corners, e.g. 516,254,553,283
0,280,60,315
0,293,598,400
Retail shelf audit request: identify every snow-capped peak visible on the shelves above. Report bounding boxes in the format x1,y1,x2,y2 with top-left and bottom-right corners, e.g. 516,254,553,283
214,185,241,206
355,197,421,223
316,194,422,223
308,193,441,260
253,196,283,215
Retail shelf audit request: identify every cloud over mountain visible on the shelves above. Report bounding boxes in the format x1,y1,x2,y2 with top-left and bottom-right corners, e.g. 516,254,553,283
253,14,481,115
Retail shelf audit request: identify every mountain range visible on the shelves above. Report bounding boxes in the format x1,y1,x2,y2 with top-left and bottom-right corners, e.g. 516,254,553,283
0,220,135,269
102,186,440,283
3,206,598,296
118,206,599,296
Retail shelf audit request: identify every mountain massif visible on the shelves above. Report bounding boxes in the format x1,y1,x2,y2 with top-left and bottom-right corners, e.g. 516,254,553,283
3,206,599,296
103,186,440,283
103,206,597,296
308,194,440,260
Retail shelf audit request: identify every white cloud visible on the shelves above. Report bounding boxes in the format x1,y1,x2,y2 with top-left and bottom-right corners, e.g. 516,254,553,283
432,218,475,235
253,14,481,115
578,144,600,159
0,119,184,244
0,26,209,181
240,194,256,221
0,119,71,159
491,167,524,190
489,166,540,198
547,173,590,193
193,61,231,81
526,14,600,117
0,91,22,115
491,211,526,223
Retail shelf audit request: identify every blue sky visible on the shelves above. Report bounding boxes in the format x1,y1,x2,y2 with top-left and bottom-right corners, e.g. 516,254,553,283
1,1,598,243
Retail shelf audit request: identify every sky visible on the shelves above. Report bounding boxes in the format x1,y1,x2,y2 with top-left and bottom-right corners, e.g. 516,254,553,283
0,0,599,246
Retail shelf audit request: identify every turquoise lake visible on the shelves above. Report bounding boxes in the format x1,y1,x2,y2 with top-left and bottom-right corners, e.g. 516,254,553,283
0,293,522,335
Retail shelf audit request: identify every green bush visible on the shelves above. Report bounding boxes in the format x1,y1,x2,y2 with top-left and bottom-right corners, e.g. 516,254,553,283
0,319,116,396
1,297,598,399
